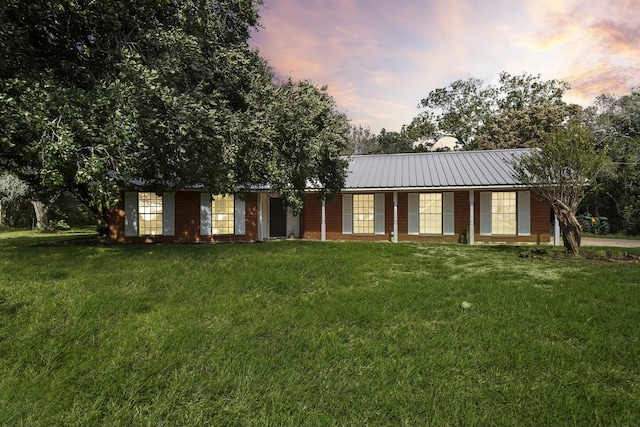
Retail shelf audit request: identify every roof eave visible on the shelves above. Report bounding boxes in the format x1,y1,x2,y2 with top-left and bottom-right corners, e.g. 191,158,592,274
338,184,531,192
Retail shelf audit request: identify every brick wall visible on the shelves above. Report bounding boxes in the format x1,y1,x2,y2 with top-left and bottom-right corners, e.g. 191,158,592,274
302,190,551,244
301,194,322,239
473,191,551,244
109,191,259,243
108,193,126,242
174,191,201,241
111,189,551,244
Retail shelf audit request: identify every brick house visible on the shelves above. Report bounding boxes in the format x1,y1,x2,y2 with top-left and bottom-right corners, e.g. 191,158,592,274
109,149,554,245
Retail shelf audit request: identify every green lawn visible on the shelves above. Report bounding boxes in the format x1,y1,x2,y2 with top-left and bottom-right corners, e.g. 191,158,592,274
1,229,639,426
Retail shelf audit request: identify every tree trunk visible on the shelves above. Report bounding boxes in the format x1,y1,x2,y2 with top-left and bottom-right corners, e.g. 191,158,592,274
554,206,582,254
30,200,50,231
87,203,111,237
95,215,109,237
606,192,624,230
72,185,113,237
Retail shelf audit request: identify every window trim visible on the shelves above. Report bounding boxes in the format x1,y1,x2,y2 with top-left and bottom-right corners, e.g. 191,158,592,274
419,193,443,235
211,194,235,235
408,192,454,236
342,193,385,235
352,193,375,234
138,192,164,236
491,191,517,236
480,191,531,237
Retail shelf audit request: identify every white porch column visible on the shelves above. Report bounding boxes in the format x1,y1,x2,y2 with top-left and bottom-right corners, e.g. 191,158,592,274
469,190,475,245
257,193,264,241
321,198,326,241
554,215,561,246
393,191,399,243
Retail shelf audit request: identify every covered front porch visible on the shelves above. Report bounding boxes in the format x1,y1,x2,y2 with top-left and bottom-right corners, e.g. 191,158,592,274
257,193,301,240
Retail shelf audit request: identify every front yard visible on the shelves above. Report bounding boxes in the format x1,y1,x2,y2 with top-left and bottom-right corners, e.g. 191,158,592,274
0,230,639,426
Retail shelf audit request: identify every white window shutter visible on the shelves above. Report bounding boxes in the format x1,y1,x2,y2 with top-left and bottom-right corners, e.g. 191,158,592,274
162,193,175,236
518,191,531,236
234,196,246,235
443,192,455,235
342,194,352,234
408,193,419,235
124,192,138,237
200,193,212,236
480,192,492,236
375,193,385,234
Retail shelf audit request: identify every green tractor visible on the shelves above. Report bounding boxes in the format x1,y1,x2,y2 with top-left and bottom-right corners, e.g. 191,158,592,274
577,212,610,235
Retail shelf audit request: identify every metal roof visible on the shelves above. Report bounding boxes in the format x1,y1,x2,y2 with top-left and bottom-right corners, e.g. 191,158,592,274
344,149,531,190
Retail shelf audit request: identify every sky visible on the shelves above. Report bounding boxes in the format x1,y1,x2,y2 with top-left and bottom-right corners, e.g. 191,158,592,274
248,0,640,133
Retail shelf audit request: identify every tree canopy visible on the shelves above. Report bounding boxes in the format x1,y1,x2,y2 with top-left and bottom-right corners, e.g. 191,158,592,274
345,124,376,155
257,79,349,213
581,89,640,234
416,72,572,150
0,0,350,231
475,103,583,150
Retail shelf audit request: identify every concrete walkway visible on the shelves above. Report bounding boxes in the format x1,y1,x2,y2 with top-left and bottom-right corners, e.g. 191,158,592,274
581,237,640,248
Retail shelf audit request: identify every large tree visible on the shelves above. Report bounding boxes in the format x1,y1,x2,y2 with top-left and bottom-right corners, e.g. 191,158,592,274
418,76,496,148
417,72,571,150
373,128,413,154
402,112,436,142
0,0,349,233
254,79,350,213
344,124,376,155
475,103,582,150
512,121,609,253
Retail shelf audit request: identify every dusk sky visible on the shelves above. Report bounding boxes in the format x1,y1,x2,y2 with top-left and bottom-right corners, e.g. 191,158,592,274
248,0,640,133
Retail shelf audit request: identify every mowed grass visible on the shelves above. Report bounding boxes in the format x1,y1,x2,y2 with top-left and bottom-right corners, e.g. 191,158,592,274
1,229,639,426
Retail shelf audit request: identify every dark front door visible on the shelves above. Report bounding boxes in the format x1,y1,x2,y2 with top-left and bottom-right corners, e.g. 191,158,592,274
269,198,287,237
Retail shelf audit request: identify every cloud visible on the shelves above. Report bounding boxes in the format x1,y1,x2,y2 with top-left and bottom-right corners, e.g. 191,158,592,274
587,20,640,61
505,0,640,101
563,63,640,104
250,0,640,131
566,3,640,98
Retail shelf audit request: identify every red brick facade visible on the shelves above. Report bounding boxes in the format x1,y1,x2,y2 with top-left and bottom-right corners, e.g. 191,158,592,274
109,191,259,243
110,189,551,244
301,190,551,244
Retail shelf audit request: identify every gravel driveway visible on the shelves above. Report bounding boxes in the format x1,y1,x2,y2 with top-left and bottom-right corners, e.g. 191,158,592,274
581,237,640,248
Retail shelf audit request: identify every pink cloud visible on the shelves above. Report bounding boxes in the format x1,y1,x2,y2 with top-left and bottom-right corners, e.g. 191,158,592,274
528,0,640,100
563,63,640,104
250,0,640,132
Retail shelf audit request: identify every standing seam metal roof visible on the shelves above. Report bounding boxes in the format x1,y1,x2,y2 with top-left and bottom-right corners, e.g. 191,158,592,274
344,149,531,190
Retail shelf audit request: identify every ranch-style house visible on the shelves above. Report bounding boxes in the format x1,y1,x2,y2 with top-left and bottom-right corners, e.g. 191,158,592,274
109,148,557,245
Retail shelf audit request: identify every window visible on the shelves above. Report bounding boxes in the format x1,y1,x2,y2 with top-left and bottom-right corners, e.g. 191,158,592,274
138,192,163,235
211,194,234,235
342,193,384,235
408,192,453,236
419,193,442,234
200,193,245,237
491,192,517,235
353,194,375,234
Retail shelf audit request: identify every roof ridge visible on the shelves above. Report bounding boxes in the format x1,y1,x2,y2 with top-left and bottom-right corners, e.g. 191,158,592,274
346,148,532,159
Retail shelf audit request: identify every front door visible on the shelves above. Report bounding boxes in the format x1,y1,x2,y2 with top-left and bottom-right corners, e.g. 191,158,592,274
269,198,287,237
